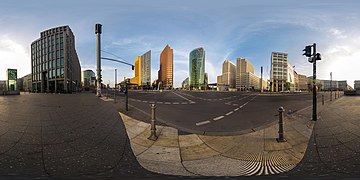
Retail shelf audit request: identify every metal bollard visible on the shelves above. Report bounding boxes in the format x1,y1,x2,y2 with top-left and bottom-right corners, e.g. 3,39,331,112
322,94,324,105
276,107,287,142
148,104,158,141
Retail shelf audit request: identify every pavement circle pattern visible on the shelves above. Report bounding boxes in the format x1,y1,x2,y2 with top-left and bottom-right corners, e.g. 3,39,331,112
118,111,314,176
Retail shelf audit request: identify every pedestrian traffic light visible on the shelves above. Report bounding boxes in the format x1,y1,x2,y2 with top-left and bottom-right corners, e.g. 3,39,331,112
303,45,312,57
132,65,134,70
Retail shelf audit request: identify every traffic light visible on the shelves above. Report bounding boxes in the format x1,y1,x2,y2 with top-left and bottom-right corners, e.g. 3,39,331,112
314,53,321,61
303,45,312,57
132,65,134,70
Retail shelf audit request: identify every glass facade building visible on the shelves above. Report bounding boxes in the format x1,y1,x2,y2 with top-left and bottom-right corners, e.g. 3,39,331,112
31,25,81,93
189,47,205,90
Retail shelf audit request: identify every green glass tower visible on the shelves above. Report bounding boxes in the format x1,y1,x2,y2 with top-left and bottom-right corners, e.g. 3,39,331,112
189,47,205,90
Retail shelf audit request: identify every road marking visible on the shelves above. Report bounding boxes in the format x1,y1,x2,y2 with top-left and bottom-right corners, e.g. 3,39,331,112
156,102,163,104
173,102,179,104
149,101,155,104
226,111,233,116
233,104,238,106
142,100,148,103
196,120,211,126
239,105,243,108
234,108,239,111
172,92,195,103
165,102,171,104
213,116,224,121
190,101,195,104
136,99,141,102
181,102,188,104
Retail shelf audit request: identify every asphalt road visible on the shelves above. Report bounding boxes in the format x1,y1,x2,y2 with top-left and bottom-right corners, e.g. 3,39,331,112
113,90,338,135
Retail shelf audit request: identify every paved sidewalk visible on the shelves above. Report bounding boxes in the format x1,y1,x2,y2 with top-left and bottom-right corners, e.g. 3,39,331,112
119,108,314,176
0,94,160,179
282,96,360,178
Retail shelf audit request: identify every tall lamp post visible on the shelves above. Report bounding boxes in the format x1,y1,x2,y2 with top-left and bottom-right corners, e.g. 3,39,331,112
330,72,332,101
95,24,102,97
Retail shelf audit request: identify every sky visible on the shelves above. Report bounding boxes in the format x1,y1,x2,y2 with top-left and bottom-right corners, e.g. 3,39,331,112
1,0,360,88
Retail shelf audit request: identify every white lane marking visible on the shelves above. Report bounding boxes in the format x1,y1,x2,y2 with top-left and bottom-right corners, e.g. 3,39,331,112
136,99,141,102
233,104,238,106
172,91,195,103
213,116,224,121
239,105,244,108
190,101,195,104
234,108,239,111
142,100,148,103
196,120,211,126
149,101,155,104
226,111,234,116
181,102,188,104
165,102,171,104
156,102,163,104
173,102,179,104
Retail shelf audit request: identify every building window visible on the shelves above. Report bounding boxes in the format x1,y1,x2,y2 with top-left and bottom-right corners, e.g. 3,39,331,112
56,50,60,58
57,59,60,67
52,60,56,68
52,69,55,78
57,68,60,78
60,58,64,66
60,43,64,49
60,68,64,77
60,50,64,57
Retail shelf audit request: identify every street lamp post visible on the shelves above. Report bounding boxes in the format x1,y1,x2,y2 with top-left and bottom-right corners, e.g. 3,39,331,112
95,24,102,97
114,69,117,103
330,72,332,101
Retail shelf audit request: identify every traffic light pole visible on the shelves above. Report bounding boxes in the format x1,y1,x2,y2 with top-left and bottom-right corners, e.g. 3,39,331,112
312,43,317,121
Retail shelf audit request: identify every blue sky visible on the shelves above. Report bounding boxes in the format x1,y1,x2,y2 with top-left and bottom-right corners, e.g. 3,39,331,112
1,0,360,87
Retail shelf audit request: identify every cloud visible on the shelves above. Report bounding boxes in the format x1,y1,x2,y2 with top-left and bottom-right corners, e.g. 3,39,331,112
0,35,30,80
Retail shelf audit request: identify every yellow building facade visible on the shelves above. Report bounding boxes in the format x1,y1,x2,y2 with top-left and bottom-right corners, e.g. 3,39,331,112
130,56,141,86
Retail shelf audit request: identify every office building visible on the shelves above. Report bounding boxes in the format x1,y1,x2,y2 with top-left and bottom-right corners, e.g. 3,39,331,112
189,47,205,90
270,52,289,92
81,70,95,91
130,56,141,86
31,25,81,93
141,50,151,87
217,60,236,91
18,74,32,92
182,77,189,89
354,80,360,90
298,74,310,91
158,45,173,89
236,58,256,91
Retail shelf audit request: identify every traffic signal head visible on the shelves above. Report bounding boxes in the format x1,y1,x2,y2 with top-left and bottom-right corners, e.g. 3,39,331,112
132,65,134,70
303,45,312,57
314,53,321,61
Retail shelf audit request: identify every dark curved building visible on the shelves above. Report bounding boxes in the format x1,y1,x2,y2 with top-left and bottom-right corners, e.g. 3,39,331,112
189,47,205,90
31,25,81,93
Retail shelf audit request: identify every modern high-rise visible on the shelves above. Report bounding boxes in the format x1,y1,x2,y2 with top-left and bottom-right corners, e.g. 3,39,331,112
270,52,288,92
81,70,95,90
31,25,81,93
189,47,205,90
217,60,236,91
141,50,151,86
159,45,173,88
236,58,255,91
130,56,141,86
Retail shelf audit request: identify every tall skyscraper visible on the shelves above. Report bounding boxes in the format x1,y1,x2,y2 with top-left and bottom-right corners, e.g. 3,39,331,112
141,50,151,86
270,52,288,92
159,45,173,88
217,60,236,90
130,56,141,86
81,70,95,90
31,25,81,93
236,58,255,91
189,47,205,90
